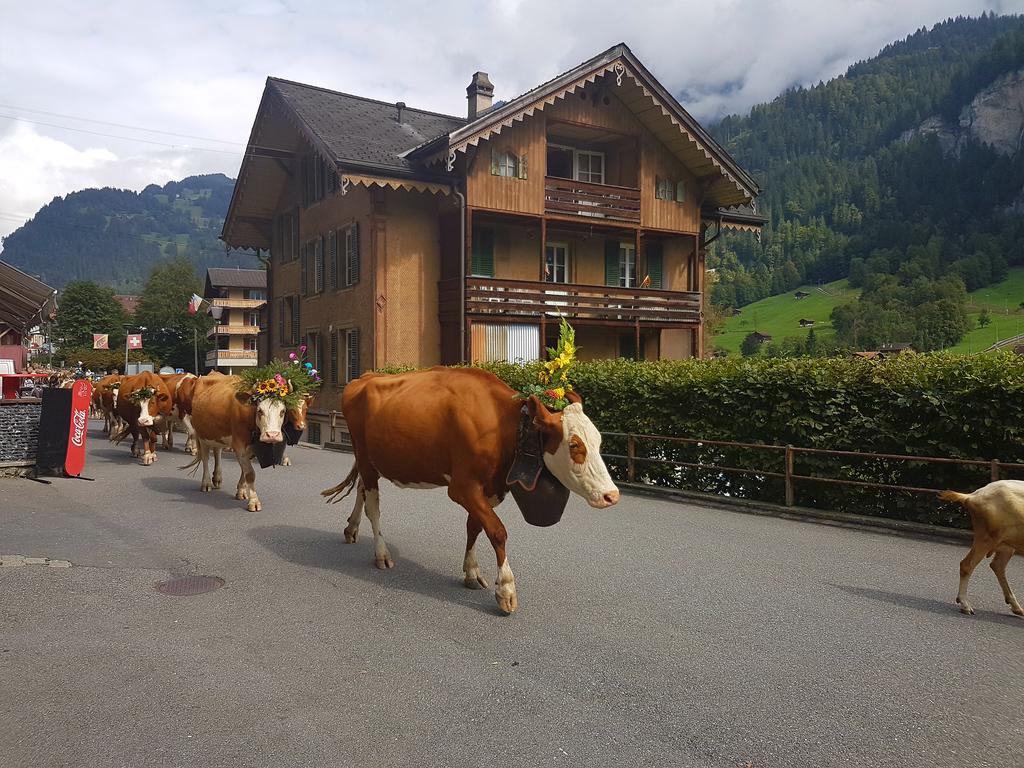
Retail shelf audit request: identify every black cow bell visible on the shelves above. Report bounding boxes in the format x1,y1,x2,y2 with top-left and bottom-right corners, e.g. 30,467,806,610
506,406,570,527
283,420,303,446
252,432,286,468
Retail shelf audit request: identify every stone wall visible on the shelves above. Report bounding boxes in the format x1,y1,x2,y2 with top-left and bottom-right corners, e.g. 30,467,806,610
0,400,42,466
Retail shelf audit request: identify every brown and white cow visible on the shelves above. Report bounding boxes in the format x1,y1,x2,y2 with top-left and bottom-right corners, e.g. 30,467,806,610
113,371,174,465
158,372,197,454
183,374,310,511
321,367,619,614
94,374,123,434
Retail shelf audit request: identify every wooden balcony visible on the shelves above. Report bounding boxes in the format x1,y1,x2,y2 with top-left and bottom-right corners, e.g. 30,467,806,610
544,177,640,224
462,277,701,327
206,349,258,366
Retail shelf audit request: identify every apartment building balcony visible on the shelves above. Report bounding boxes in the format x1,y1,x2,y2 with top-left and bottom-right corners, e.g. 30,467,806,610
205,349,258,367
210,297,266,309
206,324,261,339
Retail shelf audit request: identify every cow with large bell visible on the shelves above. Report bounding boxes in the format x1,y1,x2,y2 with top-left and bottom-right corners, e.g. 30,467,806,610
323,323,618,614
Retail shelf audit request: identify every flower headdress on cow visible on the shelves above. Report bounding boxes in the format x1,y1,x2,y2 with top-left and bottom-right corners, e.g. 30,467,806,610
237,345,321,408
517,318,577,411
127,385,156,404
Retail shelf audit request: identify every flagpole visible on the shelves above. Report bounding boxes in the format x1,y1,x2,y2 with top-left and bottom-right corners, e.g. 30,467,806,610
193,327,199,375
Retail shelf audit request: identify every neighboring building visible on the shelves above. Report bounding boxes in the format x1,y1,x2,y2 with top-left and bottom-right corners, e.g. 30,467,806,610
221,43,763,439
798,318,815,328
203,268,267,374
115,294,139,316
794,291,810,299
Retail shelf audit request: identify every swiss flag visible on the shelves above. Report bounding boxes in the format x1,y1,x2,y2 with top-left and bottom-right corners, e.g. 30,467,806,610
127,334,143,349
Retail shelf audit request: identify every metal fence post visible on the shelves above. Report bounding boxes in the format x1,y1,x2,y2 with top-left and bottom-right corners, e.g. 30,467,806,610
785,444,795,507
991,459,1000,482
627,435,636,484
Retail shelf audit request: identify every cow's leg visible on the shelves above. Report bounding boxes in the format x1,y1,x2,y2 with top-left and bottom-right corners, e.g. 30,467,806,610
198,443,215,492
451,486,515,613
236,448,261,512
235,464,249,500
130,425,141,458
281,449,292,467
463,516,489,589
344,480,365,543
957,540,991,615
212,448,223,489
990,545,1024,616
142,427,158,465
183,415,197,456
362,483,393,569
163,420,173,451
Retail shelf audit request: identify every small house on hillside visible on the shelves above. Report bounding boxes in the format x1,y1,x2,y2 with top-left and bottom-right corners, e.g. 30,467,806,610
879,343,913,356
798,318,814,327
731,308,742,316
752,332,773,344
794,291,810,299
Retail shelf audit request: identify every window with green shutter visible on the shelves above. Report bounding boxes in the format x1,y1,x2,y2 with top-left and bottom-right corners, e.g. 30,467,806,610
646,243,664,289
300,244,308,296
472,228,495,277
604,239,619,286
345,223,360,287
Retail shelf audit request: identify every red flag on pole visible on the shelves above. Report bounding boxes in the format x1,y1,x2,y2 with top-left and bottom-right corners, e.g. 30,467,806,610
188,293,203,315
127,334,143,349
92,334,109,349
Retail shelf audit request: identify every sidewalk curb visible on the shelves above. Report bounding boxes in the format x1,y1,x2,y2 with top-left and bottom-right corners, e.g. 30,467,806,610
618,482,972,545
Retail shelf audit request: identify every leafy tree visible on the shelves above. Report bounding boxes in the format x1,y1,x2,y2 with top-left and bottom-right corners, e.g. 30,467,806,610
55,281,127,352
740,332,763,357
134,256,214,371
805,328,818,355
978,309,991,327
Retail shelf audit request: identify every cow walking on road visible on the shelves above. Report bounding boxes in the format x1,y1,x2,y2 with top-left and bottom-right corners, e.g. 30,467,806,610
112,371,174,465
322,367,619,614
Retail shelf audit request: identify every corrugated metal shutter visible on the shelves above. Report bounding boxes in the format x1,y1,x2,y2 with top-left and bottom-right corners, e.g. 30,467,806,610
506,324,539,362
471,324,539,362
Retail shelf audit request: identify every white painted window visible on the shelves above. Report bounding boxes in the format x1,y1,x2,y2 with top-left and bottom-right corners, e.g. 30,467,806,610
544,243,569,284
575,151,604,184
496,151,518,177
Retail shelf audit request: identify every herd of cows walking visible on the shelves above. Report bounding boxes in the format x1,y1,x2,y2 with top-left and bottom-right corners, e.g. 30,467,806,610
88,367,1024,618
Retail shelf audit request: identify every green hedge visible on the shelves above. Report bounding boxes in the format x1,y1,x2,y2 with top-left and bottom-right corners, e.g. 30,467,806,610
467,354,1024,527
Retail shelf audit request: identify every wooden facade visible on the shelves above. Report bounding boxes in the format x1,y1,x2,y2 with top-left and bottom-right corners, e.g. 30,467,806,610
221,44,761,443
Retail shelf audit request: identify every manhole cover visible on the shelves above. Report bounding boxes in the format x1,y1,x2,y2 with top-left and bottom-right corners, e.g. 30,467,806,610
155,576,225,596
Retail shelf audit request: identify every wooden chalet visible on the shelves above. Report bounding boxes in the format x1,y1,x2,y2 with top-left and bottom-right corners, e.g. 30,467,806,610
221,43,763,440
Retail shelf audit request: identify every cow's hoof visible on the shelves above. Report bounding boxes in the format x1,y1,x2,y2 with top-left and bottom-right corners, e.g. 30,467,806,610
343,527,359,543
281,456,292,467
374,555,394,570
247,499,262,512
957,600,975,615
235,489,248,501
495,590,518,615
212,479,222,489
1010,604,1024,617
464,573,489,590
201,483,213,492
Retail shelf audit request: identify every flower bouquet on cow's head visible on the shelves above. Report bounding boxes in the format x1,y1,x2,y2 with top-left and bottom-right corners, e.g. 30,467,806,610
516,317,577,411
237,345,321,411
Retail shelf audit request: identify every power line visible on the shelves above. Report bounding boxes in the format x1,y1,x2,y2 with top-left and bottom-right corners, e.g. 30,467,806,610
0,114,245,156
0,103,240,145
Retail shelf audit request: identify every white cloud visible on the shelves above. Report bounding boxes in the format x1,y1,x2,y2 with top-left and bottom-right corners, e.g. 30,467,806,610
2,0,1023,243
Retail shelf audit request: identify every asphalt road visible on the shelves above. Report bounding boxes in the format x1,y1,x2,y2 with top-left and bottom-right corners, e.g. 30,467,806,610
2,423,1023,768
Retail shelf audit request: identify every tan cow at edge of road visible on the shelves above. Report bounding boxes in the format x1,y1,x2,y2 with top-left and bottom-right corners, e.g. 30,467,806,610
159,373,197,454
321,367,619,615
113,371,174,465
939,480,1024,618
183,374,310,512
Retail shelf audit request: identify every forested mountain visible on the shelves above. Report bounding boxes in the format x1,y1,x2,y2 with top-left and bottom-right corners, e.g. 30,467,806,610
709,13,1024,352
0,174,257,291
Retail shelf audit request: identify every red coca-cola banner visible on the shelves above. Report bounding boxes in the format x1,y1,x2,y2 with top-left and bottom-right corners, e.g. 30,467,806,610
65,380,92,476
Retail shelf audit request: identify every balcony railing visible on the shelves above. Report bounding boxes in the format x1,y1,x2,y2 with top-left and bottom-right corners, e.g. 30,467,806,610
544,177,641,223
463,277,700,326
211,297,266,309
206,324,261,338
206,349,258,364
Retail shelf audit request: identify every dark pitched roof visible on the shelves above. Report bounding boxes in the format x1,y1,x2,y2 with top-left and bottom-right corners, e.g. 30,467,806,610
0,260,55,330
269,78,465,176
206,267,267,290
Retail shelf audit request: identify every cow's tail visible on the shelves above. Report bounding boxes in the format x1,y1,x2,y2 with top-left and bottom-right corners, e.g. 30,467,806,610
938,489,971,506
180,453,203,477
322,464,360,504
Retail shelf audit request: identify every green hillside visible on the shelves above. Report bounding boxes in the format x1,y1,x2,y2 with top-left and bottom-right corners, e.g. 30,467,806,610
949,267,1024,353
714,279,858,355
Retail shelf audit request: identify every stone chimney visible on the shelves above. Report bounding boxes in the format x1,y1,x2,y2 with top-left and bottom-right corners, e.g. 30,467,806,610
466,72,494,120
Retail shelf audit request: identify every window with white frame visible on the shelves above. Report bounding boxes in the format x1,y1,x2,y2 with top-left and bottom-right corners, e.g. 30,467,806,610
245,336,257,351
544,243,569,283
618,243,636,288
575,151,604,184
247,311,259,327
495,151,518,177
655,177,674,200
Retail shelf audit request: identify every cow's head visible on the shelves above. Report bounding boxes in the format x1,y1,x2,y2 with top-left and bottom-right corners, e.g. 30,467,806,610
286,395,311,432
135,382,172,427
528,392,620,509
238,392,287,443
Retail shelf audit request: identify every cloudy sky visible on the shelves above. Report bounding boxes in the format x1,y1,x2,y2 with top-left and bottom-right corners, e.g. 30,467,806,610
2,0,1023,243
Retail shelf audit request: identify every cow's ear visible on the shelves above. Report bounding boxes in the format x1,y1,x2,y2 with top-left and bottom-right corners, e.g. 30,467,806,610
527,394,563,452
565,390,583,407
235,391,252,405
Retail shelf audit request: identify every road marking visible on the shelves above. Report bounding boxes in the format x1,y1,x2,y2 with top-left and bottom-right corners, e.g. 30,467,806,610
0,555,72,568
